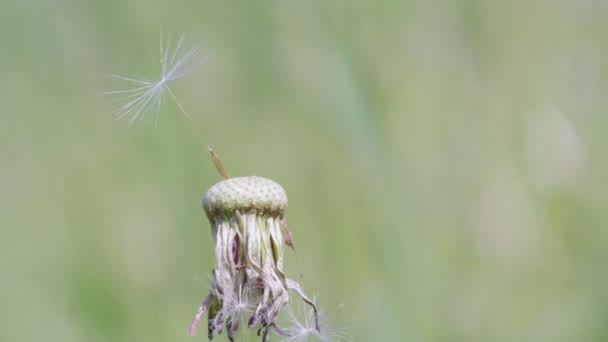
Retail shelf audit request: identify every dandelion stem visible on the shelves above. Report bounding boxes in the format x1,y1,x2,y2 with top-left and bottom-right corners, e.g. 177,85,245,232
165,86,230,179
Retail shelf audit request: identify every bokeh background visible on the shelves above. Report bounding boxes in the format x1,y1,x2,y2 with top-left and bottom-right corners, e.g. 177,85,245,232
2,0,608,341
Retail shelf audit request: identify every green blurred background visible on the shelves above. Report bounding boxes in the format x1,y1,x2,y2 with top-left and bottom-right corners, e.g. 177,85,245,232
2,0,608,341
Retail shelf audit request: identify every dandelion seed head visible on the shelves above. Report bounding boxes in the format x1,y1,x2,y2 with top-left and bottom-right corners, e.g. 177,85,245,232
189,176,324,341
106,33,208,133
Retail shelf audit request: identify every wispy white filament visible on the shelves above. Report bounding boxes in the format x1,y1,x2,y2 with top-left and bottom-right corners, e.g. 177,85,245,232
280,301,352,342
106,33,208,133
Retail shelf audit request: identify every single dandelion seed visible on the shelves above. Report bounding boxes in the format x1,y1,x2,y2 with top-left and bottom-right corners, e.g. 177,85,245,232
106,33,229,178
189,176,321,341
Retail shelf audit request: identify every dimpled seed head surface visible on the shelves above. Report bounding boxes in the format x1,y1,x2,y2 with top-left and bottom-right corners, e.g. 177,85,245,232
203,176,288,217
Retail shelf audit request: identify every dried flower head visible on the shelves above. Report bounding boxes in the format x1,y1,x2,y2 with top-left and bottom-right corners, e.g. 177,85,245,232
189,176,320,341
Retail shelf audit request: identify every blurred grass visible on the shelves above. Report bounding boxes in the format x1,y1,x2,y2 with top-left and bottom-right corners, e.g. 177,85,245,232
1,0,608,341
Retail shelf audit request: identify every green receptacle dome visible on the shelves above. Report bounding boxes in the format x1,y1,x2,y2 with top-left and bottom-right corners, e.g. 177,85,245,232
203,176,288,217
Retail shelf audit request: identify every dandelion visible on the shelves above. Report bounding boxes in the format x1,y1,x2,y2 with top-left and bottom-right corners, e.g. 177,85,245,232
189,176,321,341
109,34,332,341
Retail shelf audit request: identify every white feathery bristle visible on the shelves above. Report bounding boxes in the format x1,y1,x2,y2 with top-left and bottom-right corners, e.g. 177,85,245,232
279,299,352,342
106,33,208,133
217,283,257,322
